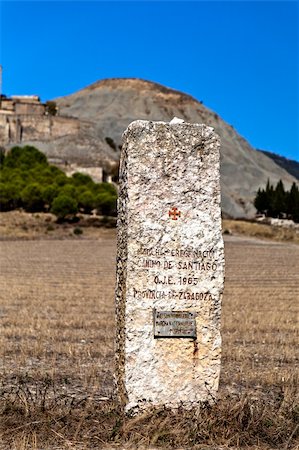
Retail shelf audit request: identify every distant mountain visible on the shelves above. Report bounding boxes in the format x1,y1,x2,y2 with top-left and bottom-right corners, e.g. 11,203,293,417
258,150,299,180
55,78,297,217
4,78,297,218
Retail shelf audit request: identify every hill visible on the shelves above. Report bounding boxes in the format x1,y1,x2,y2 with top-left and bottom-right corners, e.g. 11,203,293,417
55,78,297,217
258,149,299,180
3,78,297,218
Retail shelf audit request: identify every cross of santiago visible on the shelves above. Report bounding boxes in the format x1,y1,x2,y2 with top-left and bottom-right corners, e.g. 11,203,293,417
168,207,181,220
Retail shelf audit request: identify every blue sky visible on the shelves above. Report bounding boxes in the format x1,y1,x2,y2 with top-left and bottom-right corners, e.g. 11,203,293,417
1,1,298,161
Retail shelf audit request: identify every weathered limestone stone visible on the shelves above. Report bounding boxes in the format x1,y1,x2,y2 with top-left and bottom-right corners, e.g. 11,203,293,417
115,120,225,411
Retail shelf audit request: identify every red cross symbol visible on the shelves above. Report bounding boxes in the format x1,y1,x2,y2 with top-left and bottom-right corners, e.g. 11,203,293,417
168,207,181,220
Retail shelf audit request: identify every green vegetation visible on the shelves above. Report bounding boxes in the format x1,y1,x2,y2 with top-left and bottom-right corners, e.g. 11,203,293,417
0,145,118,220
105,136,117,151
51,195,78,220
45,100,58,116
254,179,299,222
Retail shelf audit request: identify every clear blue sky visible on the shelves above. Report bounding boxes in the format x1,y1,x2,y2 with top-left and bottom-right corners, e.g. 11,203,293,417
1,1,298,161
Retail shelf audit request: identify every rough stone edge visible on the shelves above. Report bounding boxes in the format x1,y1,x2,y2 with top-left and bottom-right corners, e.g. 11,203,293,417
114,127,129,408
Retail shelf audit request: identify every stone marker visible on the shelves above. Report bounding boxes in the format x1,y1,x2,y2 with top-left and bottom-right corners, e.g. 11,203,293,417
115,120,225,411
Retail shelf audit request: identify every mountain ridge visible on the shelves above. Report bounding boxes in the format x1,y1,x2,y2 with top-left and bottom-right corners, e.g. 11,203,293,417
257,149,299,180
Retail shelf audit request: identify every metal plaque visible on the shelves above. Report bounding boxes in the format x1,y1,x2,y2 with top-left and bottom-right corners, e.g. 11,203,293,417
153,310,197,338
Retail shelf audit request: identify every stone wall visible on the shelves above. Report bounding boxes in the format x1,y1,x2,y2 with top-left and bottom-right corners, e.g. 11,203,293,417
14,102,46,115
0,114,80,145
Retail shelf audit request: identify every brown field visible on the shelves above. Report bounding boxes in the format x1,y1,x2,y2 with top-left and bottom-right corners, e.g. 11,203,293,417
0,227,298,449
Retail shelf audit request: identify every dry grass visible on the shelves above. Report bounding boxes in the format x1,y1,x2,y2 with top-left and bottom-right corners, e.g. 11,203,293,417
0,210,116,241
0,218,298,449
222,219,299,244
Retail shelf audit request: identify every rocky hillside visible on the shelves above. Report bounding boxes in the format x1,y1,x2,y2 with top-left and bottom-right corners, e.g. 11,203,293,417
258,149,299,180
54,78,297,218
6,78,297,218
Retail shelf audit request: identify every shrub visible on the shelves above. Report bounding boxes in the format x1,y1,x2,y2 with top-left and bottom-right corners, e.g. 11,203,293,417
55,174,68,186
0,183,20,211
0,147,5,167
105,136,117,151
21,183,44,212
0,145,119,218
78,190,96,214
51,195,78,221
71,172,93,186
94,182,117,196
30,166,57,184
4,146,48,169
95,191,117,216
42,184,59,207
59,184,78,199
45,100,57,116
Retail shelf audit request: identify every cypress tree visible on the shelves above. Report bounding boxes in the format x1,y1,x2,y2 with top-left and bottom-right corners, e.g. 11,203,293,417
272,180,286,218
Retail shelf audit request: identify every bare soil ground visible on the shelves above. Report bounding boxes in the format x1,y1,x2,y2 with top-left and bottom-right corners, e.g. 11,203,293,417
0,211,116,241
0,211,298,244
0,217,298,449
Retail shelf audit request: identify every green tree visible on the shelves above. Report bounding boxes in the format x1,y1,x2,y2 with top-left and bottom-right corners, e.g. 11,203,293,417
0,147,5,167
78,190,96,214
55,173,68,186
59,184,78,199
45,101,57,116
95,191,117,216
286,182,299,222
105,136,117,151
42,184,59,208
71,172,94,187
0,182,22,211
265,179,275,217
254,188,268,214
94,182,117,196
254,179,299,223
0,145,119,218
272,180,286,218
4,146,47,169
51,194,78,220
21,183,44,212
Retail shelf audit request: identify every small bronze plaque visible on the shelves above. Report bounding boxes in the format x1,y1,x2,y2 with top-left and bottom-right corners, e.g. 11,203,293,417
153,310,197,338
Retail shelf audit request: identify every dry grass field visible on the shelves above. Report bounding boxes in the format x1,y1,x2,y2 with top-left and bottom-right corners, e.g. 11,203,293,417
222,219,299,244
0,220,298,449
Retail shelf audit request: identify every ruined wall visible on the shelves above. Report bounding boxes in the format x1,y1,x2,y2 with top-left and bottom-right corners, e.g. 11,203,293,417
50,116,80,138
0,114,80,145
1,99,14,111
14,103,46,115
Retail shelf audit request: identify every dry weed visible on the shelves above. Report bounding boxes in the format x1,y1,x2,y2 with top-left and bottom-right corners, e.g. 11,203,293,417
0,231,298,449
223,219,299,244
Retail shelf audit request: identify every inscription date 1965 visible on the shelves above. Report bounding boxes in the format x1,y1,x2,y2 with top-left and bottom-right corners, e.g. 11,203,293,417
154,275,215,286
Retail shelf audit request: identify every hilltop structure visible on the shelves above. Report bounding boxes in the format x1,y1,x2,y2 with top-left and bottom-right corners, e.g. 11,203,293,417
0,94,79,144
0,95,47,115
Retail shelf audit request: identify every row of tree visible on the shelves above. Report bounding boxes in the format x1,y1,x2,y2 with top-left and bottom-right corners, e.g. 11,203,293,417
0,146,117,220
254,180,299,222
1,146,298,224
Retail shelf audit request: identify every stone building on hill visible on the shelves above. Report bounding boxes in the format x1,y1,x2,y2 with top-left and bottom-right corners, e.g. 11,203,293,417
0,95,46,116
0,93,114,184
0,94,79,145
